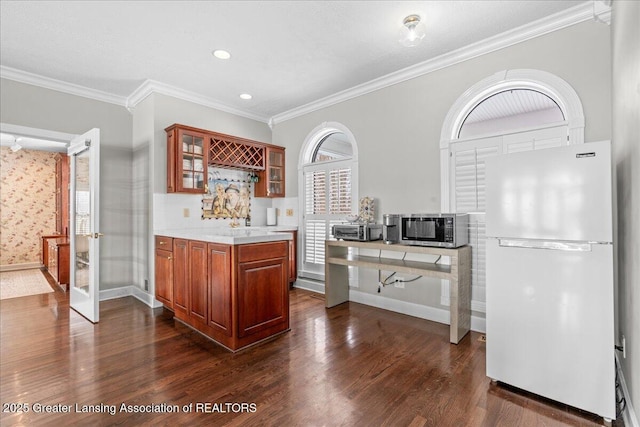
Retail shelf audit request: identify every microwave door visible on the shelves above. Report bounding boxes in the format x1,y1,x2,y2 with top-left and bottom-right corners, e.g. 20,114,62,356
402,218,442,243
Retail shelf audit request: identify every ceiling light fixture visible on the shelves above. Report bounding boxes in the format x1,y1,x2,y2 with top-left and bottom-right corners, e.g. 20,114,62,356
212,49,231,60
239,93,252,100
399,14,426,47
10,143,22,152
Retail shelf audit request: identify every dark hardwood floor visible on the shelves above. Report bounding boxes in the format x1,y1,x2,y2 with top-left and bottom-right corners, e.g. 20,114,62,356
1,278,620,426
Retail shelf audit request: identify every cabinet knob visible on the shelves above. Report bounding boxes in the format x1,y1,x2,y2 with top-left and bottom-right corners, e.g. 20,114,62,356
159,241,166,245
167,256,172,260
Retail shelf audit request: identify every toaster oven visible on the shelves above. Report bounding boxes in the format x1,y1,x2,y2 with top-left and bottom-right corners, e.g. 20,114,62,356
332,223,383,242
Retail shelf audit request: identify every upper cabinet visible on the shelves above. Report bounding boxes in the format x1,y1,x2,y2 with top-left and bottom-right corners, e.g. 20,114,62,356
166,124,208,194
165,124,285,197
255,146,285,198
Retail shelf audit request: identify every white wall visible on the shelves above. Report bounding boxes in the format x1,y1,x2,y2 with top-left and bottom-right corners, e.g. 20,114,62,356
0,78,134,291
612,0,640,422
272,20,612,312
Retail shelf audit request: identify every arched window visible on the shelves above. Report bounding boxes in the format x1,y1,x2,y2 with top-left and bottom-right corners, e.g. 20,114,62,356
458,89,564,139
298,122,358,281
439,69,585,314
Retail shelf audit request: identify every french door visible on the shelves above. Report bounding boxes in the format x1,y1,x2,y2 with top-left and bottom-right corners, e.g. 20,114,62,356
68,128,101,323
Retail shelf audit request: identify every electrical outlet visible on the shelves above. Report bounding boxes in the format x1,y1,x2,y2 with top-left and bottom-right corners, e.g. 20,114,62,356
394,277,405,288
183,208,190,218
622,335,626,359
286,208,294,216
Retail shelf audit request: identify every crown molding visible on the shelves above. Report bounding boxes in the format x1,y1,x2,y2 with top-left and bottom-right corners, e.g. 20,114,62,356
270,1,604,126
593,0,612,25
0,65,128,106
1,1,609,128
126,79,270,123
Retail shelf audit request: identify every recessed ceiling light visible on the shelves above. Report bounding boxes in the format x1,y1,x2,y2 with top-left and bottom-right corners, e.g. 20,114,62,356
239,93,252,100
212,49,231,60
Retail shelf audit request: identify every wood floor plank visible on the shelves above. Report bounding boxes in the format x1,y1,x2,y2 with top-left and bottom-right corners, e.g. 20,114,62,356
0,287,620,426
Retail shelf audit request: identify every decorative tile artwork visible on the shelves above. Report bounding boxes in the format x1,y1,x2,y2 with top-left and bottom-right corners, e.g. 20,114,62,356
202,176,251,220
0,147,57,266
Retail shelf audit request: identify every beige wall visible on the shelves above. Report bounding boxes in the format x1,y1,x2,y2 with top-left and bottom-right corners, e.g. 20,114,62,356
612,0,640,421
273,20,612,310
0,147,57,267
274,20,611,205
0,78,134,290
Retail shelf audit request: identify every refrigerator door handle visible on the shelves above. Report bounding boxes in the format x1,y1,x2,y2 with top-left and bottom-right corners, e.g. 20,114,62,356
497,239,594,252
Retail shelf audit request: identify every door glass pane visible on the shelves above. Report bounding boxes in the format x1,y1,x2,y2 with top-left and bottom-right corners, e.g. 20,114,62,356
74,151,91,295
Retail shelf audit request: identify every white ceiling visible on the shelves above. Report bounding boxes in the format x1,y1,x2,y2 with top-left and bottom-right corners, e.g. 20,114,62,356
1,1,592,124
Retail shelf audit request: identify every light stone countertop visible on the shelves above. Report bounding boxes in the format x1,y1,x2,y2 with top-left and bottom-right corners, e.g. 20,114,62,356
155,225,297,245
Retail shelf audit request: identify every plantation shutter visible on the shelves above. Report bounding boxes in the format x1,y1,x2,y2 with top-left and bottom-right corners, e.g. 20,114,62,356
451,136,501,213
449,124,568,312
301,163,352,279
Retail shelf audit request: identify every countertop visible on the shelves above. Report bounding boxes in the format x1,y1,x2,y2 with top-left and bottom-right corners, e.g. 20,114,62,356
156,225,297,245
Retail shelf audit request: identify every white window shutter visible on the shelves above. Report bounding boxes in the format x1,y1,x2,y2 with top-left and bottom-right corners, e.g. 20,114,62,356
449,125,568,313
301,163,353,279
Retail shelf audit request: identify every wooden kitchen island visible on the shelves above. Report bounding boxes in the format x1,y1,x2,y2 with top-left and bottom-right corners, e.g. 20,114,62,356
155,228,293,352
325,239,472,344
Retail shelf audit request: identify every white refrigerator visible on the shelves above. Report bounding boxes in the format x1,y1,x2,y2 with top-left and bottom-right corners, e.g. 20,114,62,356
485,141,615,421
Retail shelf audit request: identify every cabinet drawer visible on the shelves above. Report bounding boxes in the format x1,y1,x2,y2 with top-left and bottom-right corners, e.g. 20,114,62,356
238,241,287,262
155,236,173,250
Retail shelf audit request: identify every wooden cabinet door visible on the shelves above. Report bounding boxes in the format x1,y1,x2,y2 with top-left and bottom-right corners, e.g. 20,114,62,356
288,230,297,284
208,243,232,336
237,242,289,338
154,248,174,308
255,146,285,197
166,124,208,194
172,239,189,316
49,242,59,282
188,240,208,322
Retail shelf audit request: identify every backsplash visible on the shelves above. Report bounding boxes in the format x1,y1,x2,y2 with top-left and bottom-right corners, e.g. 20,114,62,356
154,167,299,231
0,147,57,266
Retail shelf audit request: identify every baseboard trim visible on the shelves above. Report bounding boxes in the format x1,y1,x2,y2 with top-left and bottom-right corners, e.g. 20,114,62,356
350,289,486,333
293,279,485,333
616,353,639,427
99,286,163,308
0,262,42,272
293,277,325,294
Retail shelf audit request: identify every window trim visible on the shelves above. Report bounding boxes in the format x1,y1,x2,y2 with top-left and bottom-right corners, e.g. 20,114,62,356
439,69,585,314
298,122,359,281
440,69,585,213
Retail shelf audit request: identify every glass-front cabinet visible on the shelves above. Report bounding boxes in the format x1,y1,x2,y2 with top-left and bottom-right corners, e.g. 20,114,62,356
256,146,285,197
166,123,286,197
166,124,208,194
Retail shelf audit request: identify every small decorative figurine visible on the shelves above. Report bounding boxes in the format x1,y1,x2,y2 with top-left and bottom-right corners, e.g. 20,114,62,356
359,196,375,223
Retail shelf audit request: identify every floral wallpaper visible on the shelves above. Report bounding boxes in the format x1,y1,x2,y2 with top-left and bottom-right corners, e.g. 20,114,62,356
0,147,57,266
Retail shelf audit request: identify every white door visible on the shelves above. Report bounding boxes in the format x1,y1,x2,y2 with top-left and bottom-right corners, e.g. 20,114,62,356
68,129,101,323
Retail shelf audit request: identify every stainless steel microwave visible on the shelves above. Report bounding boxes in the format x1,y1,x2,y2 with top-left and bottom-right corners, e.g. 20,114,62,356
383,213,469,248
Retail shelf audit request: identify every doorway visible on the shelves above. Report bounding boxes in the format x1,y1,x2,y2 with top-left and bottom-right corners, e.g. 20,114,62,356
0,124,101,322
